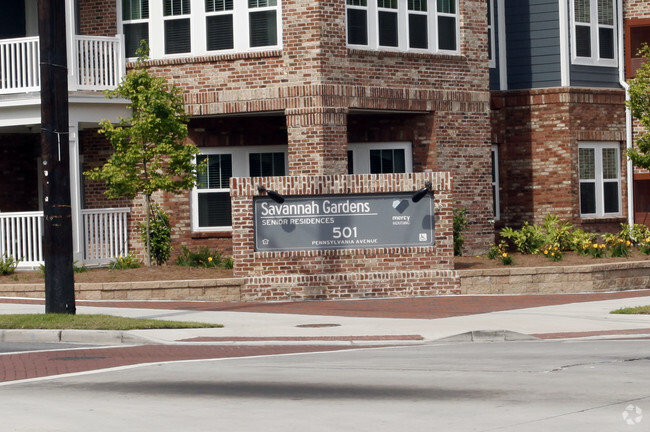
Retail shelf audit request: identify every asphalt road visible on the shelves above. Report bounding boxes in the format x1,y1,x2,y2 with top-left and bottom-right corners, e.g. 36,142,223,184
1,339,649,432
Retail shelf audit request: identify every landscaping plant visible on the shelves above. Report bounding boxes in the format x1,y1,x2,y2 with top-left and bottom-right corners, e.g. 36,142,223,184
175,246,233,269
0,254,19,275
110,252,142,270
140,203,172,266
453,207,468,256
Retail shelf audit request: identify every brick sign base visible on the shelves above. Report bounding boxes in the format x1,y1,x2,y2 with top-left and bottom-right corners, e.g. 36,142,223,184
231,173,459,301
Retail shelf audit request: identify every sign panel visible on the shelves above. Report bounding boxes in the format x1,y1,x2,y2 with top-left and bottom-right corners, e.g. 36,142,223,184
254,193,434,252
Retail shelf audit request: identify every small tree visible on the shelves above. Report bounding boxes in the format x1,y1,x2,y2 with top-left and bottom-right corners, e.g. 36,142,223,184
626,45,650,170
85,43,200,265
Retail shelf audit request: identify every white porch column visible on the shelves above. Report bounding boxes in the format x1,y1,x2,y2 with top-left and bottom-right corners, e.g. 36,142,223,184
68,123,84,263
65,0,78,91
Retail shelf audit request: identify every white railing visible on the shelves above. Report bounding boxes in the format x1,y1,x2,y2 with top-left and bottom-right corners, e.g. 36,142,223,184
0,37,40,94
0,211,44,268
82,207,131,265
0,208,130,268
0,35,124,95
72,35,125,91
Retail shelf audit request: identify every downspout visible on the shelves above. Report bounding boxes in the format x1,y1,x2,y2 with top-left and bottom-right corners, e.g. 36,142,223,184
617,0,634,227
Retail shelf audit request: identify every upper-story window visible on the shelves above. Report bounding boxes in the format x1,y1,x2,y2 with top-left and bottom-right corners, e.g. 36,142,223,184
571,0,617,67
120,0,282,59
487,0,495,68
122,0,150,58
625,18,650,79
346,0,459,54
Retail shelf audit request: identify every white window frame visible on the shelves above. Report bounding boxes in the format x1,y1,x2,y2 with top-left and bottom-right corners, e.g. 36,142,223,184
491,144,500,220
570,0,617,67
348,142,413,174
191,145,288,232
488,0,496,68
345,0,460,55
119,0,283,60
578,142,621,218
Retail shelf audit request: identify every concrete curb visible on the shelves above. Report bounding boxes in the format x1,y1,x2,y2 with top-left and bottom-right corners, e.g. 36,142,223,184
0,329,158,345
435,330,540,343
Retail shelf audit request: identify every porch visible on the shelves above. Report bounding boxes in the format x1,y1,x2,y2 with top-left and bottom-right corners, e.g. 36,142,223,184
0,207,131,269
0,34,124,95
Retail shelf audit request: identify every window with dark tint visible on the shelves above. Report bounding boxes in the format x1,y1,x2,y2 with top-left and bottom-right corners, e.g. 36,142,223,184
370,149,406,174
347,8,368,45
164,0,191,54
207,15,234,50
123,0,149,57
196,154,232,228
249,152,285,177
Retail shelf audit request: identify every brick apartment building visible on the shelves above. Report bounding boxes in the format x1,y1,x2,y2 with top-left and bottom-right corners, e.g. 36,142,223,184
0,0,648,298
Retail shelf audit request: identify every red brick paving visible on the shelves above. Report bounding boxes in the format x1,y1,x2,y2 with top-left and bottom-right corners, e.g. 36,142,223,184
0,345,358,384
180,335,423,342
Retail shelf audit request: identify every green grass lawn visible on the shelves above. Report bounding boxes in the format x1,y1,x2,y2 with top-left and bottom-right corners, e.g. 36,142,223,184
0,314,222,330
611,306,650,315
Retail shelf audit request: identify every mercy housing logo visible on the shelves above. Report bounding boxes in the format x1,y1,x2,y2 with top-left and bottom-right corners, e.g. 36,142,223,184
622,405,643,426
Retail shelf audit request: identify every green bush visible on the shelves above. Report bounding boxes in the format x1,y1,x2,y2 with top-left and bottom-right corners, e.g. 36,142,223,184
453,208,468,256
140,204,172,266
604,233,631,258
175,246,232,268
501,222,545,254
0,254,20,275
487,240,513,265
110,253,142,270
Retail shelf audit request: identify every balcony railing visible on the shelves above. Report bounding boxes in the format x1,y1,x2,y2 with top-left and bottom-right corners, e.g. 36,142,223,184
0,208,130,268
0,35,124,95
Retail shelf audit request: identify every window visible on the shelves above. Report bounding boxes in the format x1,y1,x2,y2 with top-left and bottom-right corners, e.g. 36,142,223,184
122,0,149,58
625,18,650,79
571,0,617,66
487,0,495,68
120,0,282,59
345,0,459,54
578,142,621,217
491,145,500,220
164,0,191,54
192,146,287,232
347,142,413,174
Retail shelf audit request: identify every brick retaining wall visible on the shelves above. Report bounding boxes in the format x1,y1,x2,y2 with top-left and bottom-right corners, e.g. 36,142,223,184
459,261,650,295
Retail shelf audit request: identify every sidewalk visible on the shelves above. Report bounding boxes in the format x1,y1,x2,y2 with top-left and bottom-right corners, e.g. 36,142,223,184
1,290,650,345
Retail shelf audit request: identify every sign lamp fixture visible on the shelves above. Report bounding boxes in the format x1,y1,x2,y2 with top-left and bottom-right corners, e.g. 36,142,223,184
257,185,285,204
411,181,433,203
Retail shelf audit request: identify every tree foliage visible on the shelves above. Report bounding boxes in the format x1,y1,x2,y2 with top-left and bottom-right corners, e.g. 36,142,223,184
626,45,650,169
84,43,200,264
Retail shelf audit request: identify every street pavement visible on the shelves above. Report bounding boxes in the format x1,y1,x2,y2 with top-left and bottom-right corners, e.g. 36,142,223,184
1,289,650,384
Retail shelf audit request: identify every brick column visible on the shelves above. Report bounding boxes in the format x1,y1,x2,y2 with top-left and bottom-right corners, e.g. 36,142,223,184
285,107,348,176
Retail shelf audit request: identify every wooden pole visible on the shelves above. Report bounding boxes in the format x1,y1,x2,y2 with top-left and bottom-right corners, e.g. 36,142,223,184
39,0,76,314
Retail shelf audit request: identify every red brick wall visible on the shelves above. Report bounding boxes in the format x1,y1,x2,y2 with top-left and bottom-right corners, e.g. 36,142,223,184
625,0,650,19
231,173,458,301
77,0,117,36
492,88,627,233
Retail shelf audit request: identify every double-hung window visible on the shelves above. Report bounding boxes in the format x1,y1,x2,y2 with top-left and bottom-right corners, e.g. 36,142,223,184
164,0,191,54
487,0,495,68
121,0,282,59
571,0,617,66
347,142,413,174
578,142,621,217
345,0,459,54
122,0,149,58
192,146,287,232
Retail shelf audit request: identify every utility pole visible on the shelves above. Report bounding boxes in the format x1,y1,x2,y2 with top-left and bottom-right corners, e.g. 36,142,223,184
39,0,76,314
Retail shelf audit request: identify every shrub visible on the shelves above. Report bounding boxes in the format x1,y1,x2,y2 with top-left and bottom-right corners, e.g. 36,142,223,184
605,234,631,258
501,222,545,254
110,253,142,270
0,254,20,275
175,246,232,268
453,208,468,256
640,237,650,255
542,215,574,251
541,244,563,262
487,241,513,265
140,204,172,266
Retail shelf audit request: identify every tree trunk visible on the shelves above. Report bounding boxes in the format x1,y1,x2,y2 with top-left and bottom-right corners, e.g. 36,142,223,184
145,194,151,266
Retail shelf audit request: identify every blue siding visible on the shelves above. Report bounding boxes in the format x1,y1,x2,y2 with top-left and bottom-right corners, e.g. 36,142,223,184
570,66,621,88
505,0,562,90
